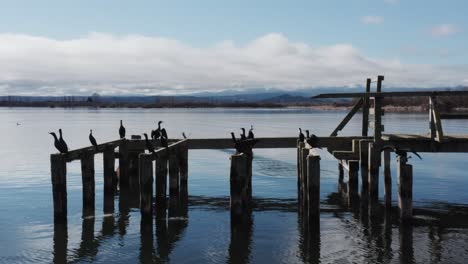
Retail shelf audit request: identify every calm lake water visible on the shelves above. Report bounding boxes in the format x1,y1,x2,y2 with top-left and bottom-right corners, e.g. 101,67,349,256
0,107,467,263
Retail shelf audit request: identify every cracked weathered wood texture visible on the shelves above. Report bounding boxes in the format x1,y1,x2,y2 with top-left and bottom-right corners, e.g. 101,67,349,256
230,153,251,217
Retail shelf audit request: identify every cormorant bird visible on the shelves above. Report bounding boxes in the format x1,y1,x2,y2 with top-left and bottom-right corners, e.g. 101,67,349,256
161,128,168,140
143,133,155,154
299,128,305,142
305,130,310,139
152,121,163,139
231,132,242,153
248,125,254,139
381,145,422,161
58,129,68,153
49,132,67,153
160,135,168,148
306,133,322,149
182,132,187,139
89,129,98,149
240,128,247,140
119,120,126,139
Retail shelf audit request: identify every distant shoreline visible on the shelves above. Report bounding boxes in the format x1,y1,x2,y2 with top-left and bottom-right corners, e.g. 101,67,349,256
2,103,468,113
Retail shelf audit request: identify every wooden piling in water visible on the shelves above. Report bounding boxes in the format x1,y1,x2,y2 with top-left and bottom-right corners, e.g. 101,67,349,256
119,139,129,189
368,143,380,201
168,149,180,198
398,156,413,220
51,154,67,222
347,160,359,206
103,148,115,214
306,151,320,218
383,150,392,208
301,147,309,209
139,154,154,218
81,153,95,217
230,153,251,217
297,141,305,203
155,150,168,219
178,142,189,198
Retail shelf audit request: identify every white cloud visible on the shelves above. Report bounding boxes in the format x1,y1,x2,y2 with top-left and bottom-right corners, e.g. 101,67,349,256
361,16,384,25
429,24,460,37
0,32,466,96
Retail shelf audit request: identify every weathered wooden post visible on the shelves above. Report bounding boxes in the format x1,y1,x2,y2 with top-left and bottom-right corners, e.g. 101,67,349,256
168,148,180,198
301,147,309,209
383,149,392,208
230,153,251,217
178,141,189,199
139,153,154,218
338,162,344,193
103,147,115,214
397,154,413,220
347,160,359,207
119,139,129,189
81,153,95,217
155,150,168,219
306,151,321,219
362,78,371,137
51,154,67,222
368,143,380,201
297,141,305,204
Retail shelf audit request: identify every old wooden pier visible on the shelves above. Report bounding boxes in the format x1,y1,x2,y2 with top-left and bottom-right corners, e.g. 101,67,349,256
51,76,468,227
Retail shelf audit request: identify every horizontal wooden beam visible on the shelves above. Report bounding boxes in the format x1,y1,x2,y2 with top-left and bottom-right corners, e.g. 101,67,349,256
60,139,122,162
382,134,468,152
312,90,468,99
187,136,370,150
440,113,468,119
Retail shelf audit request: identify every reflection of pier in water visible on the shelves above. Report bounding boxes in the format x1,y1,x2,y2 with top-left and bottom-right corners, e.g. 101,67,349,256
53,192,468,263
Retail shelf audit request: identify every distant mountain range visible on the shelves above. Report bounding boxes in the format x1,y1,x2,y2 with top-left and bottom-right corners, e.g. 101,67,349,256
0,86,466,106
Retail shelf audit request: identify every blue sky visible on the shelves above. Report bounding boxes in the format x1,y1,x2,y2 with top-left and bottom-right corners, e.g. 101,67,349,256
0,0,466,95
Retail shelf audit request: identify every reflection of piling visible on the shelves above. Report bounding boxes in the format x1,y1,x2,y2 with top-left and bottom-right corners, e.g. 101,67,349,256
53,220,68,264
228,208,253,264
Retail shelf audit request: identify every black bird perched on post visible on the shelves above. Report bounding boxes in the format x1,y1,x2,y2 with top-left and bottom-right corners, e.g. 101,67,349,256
119,120,126,139
382,145,422,161
306,133,321,149
299,128,305,142
161,128,168,140
89,129,98,150
143,133,156,154
152,121,163,140
305,130,310,139
182,132,187,139
240,128,247,140
49,132,68,153
231,132,243,153
248,125,254,139
160,135,168,148
58,129,68,153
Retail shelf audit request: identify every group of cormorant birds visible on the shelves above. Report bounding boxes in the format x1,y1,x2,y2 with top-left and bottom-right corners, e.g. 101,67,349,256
49,120,174,155
298,128,320,148
231,125,257,155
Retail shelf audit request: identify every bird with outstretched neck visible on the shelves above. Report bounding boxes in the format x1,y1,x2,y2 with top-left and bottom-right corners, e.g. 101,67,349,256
299,128,305,142
143,133,156,154
119,120,126,139
152,121,163,140
231,132,243,153
49,132,68,154
182,132,187,139
240,128,247,140
58,129,68,153
89,129,98,150
248,125,254,139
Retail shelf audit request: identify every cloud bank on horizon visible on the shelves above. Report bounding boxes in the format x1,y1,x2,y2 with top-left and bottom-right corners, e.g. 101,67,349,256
0,32,467,96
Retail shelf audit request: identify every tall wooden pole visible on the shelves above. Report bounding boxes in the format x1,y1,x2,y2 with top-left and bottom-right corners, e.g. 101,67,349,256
103,148,115,214
81,153,95,217
51,154,67,222
139,154,154,218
